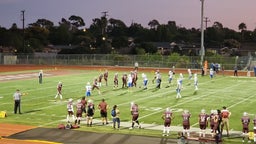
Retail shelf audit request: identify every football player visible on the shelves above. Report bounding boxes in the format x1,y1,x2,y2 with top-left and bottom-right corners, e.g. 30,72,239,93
74,99,83,126
182,110,191,137
198,109,209,137
129,102,141,129
67,98,75,123
162,107,174,136
55,81,63,100
221,106,231,136
241,112,250,143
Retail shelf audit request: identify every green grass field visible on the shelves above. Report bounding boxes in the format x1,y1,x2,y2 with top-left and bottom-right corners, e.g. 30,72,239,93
0,67,255,143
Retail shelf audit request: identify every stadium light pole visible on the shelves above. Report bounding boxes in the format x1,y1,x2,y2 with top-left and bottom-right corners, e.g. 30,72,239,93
200,0,205,66
21,10,25,53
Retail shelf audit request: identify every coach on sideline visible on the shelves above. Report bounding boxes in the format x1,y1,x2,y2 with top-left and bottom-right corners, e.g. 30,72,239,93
13,89,22,114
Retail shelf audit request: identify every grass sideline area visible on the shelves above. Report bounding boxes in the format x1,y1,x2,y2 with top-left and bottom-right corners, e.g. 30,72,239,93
0,66,255,143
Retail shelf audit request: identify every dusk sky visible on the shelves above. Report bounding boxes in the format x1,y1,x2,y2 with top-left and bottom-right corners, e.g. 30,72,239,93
0,0,255,31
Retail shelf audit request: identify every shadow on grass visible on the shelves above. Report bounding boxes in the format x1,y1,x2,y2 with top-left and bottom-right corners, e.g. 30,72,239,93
23,109,41,114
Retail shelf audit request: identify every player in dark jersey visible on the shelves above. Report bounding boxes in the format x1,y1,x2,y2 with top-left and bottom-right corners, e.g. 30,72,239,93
182,110,191,137
98,73,103,87
210,110,215,133
253,115,256,143
122,73,128,88
98,99,109,125
74,99,83,126
210,110,219,137
162,107,174,136
92,78,101,95
103,70,108,86
113,73,118,89
198,109,209,137
241,112,250,143
81,96,87,117
129,102,141,129
86,99,95,127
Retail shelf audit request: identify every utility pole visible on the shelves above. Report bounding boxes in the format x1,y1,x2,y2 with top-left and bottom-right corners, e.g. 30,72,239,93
204,17,210,29
200,0,205,66
101,11,108,35
21,10,25,53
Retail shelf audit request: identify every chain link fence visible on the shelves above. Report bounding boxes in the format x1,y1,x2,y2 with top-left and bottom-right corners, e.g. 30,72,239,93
0,53,251,70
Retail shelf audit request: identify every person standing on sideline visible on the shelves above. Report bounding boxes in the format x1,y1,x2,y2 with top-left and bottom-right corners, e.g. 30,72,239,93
221,106,231,136
253,115,256,143
13,89,23,114
182,110,191,137
98,98,109,125
161,107,174,136
129,102,141,129
38,70,43,84
234,66,238,76
55,82,63,100
87,99,95,127
66,98,75,123
198,109,209,137
217,109,222,134
81,96,87,117
74,99,83,126
112,105,120,129
241,112,250,143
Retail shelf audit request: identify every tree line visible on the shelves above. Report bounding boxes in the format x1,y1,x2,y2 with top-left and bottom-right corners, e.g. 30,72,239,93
0,14,255,56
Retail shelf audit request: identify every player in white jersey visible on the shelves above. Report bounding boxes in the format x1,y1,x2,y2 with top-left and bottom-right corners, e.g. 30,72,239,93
127,74,133,91
167,70,174,87
209,68,214,80
176,78,182,98
194,73,198,90
188,69,192,80
67,98,75,123
85,82,92,97
141,73,148,90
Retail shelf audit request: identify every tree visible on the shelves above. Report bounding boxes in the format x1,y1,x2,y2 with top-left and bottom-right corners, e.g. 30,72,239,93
238,22,247,42
68,15,85,30
148,19,160,30
29,19,54,29
212,21,223,29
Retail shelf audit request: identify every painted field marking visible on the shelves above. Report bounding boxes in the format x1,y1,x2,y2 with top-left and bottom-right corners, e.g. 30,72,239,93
139,81,245,121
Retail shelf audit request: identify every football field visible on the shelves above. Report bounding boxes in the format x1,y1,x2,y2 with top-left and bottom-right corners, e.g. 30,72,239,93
0,66,255,142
